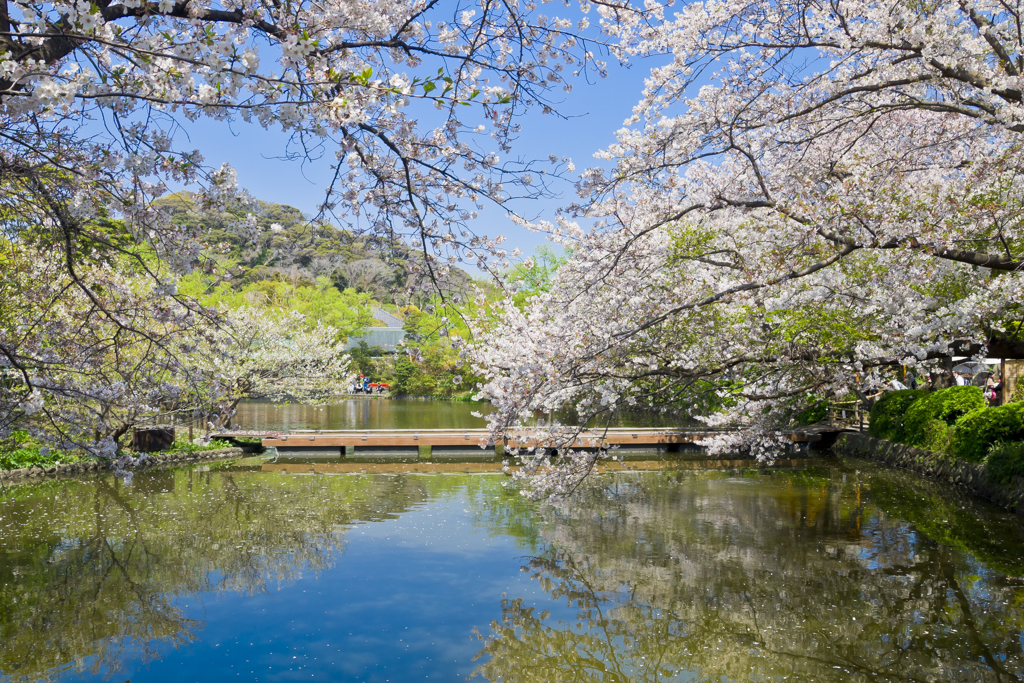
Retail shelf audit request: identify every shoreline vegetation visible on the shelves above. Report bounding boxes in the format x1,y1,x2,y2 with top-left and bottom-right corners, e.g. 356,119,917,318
867,386,1024,486
6,386,1024,507
5,381,1022,463
5,384,1023,479
0,446,251,483
6,219,1023,488
0,430,244,474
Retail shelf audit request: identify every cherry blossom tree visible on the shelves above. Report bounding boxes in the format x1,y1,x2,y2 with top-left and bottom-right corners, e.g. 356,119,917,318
472,0,1024,497
195,306,352,429
0,237,349,462
0,239,212,461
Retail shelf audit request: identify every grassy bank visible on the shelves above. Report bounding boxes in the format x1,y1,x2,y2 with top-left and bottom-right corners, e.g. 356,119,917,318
0,430,237,471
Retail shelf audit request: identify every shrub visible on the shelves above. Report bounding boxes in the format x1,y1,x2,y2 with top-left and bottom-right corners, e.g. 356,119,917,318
390,358,418,396
407,374,437,396
952,402,1024,462
903,385,986,447
921,418,955,455
985,441,1024,486
869,390,927,441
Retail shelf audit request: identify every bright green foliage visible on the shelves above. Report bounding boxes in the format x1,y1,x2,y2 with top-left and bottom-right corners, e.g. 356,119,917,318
903,386,986,447
389,358,437,396
985,441,1024,486
920,419,955,455
392,298,485,398
390,358,418,395
0,430,239,471
152,434,235,454
502,245,566,309
348,341,388,377
869,390,927,441
179,274,376,339
952,403,1024,462
0,432,83,470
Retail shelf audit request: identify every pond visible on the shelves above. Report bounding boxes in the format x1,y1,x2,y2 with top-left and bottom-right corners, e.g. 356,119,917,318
3,458,1024,682
233,397,689,432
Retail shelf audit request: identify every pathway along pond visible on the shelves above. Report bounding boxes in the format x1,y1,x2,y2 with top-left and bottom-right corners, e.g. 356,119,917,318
233,397,687,432
3,463,1024,680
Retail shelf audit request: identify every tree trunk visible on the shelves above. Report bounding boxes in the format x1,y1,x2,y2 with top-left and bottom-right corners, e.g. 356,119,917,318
929,355,955,389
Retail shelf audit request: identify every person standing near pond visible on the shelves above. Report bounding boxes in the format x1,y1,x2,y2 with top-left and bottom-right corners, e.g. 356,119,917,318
986,373,1003,406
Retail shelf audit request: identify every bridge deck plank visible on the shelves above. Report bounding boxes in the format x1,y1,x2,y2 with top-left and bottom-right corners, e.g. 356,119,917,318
208,427,827,448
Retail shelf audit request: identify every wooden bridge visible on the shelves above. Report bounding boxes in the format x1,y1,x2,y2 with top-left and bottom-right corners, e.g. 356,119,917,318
211,426,842,463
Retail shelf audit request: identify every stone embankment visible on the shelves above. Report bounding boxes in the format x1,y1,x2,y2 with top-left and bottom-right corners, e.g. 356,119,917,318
0,447,246,482
833,432,1024,513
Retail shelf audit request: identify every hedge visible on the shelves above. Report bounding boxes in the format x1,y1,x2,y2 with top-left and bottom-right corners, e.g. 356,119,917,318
985,441,1024,486
869,389,928,442
951,402,1024,462
902,385,986,447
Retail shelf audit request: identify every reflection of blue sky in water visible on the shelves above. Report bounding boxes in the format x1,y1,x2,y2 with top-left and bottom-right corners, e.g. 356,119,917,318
4,462,1024,682
156,496,548,682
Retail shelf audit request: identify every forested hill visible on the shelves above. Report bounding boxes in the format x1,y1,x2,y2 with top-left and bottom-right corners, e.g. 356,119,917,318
156,191,474,303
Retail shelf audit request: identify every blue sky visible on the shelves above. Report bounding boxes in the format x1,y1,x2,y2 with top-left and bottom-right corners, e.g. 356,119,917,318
178,51,653,260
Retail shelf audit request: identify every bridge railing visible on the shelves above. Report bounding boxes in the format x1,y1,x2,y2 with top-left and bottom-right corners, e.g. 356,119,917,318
828,400,867,431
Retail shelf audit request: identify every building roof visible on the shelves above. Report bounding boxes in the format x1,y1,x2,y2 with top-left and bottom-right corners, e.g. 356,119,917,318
344,308,407,352
372,308,405,328
345,327,407,352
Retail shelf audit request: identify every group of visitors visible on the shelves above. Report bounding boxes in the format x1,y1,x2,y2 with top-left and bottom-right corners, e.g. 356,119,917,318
954,370,1003,406
351,375,389,394
887,367,1004,407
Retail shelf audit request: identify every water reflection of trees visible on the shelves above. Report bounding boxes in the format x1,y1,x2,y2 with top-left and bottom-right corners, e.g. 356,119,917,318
0,469,431,681
473,469,1024,682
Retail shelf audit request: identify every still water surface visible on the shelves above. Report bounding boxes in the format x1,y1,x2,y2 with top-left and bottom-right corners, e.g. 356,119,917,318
234,397,686,432
3,459,1024,682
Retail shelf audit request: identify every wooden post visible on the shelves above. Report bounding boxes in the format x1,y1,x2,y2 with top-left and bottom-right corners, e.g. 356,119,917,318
1004,359,1024,403
1002,359,1007,406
